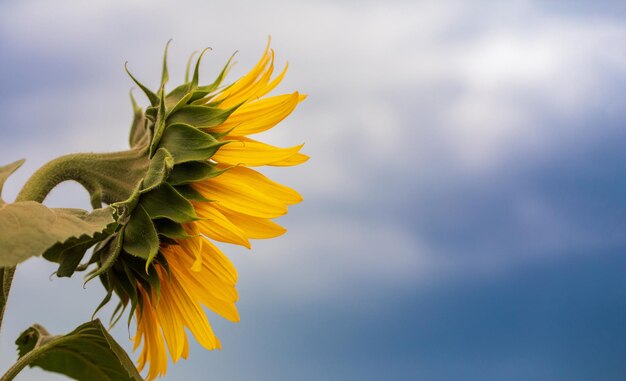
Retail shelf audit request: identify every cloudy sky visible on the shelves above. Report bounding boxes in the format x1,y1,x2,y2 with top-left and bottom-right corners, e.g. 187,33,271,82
1,0,626,380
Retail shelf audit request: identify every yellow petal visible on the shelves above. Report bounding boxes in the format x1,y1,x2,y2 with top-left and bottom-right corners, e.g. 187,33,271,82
211,92,301,136
256,62,289,98
218,50,275,109
135,287,168,381
153,268,186,362
213,39,272,105
193,201,251,248
162,270,220,350
213,136,304,167
167,252,240,322
194,176,287,218
216,165,302,205
164,244,238,304
217,205,287,239
269,152,310,167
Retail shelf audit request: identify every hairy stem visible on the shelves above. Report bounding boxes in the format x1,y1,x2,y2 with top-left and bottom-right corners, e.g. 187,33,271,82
0,335,73,381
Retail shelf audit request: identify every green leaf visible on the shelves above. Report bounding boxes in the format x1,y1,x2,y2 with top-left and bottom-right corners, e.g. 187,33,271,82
0,159,25,205
128,91,148,149
0,204,116,268
15,320,143,381
167,160,226,185
166,104,238,128
122,205,159,263
140,183,199,223
159,123,227,163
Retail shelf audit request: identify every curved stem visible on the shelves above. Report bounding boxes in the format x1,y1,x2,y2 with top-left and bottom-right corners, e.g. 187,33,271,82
0,336,72,381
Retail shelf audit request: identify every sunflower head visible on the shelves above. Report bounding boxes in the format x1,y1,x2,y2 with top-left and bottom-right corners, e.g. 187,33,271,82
80,39,306,380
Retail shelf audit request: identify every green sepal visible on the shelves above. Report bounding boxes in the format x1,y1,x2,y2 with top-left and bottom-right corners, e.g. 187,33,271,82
84,231,124,284
166,104,239,129
125,63,159,106
190,51,236,103
175,184,212,202
154,218,194,239
140,182,199,222
142,148,174,192
117,262,139,308
15,320,143,381
190,47,211,89
184,51,198,83
91,273,114,320
124,256,161,298
167,160,225,185
50,241,92,278
128,91,148,149
122,205,159,263
160,39,172,89
109,300,127,329
159,122,228,164
0,159,25,205
149,85,168,157
164,83,191,109
167,91,193,117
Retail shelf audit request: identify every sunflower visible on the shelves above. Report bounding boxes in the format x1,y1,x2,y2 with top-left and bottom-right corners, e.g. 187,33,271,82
87,40,306,380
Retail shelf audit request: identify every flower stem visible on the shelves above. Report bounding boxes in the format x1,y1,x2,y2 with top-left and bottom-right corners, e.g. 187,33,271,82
0,335,72,381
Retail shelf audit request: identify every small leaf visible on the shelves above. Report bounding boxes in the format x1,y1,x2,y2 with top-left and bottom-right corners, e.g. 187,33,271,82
159,123,227,163
15,320,143,381
0,204,116,268
140,182,199,223
122,205,159,263
0,159,25,204
167,160,226,185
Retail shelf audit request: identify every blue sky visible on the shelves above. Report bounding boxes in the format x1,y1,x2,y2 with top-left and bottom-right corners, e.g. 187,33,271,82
1,0,626,380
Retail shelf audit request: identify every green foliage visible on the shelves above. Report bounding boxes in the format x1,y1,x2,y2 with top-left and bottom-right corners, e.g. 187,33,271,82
14,320,143,381
0,203,116,268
